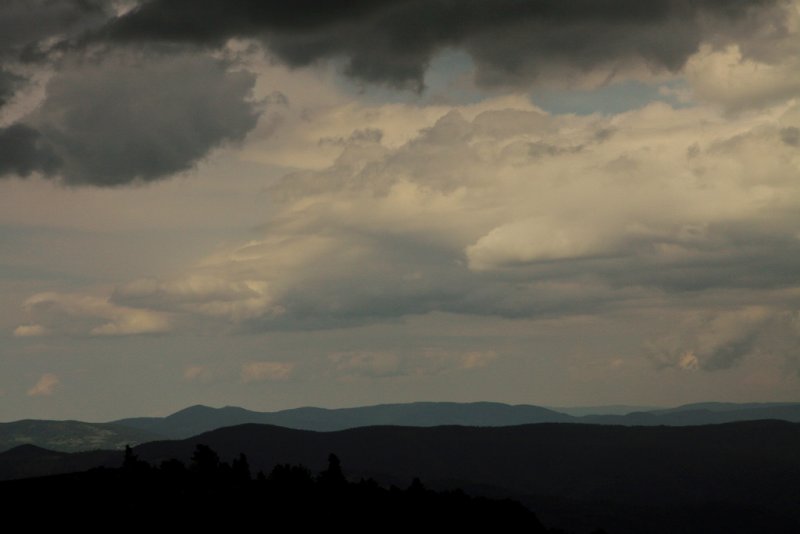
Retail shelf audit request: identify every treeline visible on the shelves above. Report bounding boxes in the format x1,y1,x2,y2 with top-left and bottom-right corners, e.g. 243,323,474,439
1,444,594,532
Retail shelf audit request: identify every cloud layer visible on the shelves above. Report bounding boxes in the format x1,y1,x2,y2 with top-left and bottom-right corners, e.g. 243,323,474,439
71,94,798,346
100,0,790,89
2,0,797,186
1,54,260,185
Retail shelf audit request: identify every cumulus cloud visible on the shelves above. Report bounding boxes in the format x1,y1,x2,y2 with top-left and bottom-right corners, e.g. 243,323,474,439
96,0,792,90
330,349,498,379
0,54,260,185
18,292,171,337
27,373,60,397
240,361,294,383
685,43,800,111
87,93,800,335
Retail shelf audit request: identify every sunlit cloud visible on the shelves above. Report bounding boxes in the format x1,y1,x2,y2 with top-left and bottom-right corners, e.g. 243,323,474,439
27,373,60,397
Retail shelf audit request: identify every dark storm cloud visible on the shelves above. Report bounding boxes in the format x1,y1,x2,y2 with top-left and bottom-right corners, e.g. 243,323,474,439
0,0,113,112
0,123,60,177
0,55,260,186
0,0,111,61
95,0,783,88
0,68,24,107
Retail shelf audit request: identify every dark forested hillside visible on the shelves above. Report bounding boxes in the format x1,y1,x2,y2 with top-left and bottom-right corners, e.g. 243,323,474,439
0,447,550,532
2,420,798,533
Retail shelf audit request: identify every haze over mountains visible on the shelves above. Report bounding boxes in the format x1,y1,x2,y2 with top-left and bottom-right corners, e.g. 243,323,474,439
3,401,800,453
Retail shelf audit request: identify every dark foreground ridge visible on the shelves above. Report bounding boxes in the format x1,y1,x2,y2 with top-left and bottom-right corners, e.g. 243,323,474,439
2,420,799,533
0,446,553,532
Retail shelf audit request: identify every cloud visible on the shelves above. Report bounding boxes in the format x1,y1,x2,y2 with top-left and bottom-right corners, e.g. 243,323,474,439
18,292,171,337
113,275,273,322
27,373,60,397
685,43,800,111
0,53,260,185
0,68,24,107
647,307,800,371
330,349,497,379
0,123,60,177
240,361,294,383
93,0,791,90
13,324,47,338
25,90,800,335
0,0,112,61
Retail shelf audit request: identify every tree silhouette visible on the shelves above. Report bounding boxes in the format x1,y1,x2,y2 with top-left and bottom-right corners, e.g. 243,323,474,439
317,453,345,487
231,453,251,483
190,443,220,478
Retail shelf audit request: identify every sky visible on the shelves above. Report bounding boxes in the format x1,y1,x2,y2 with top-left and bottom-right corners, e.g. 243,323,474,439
1,0,800,421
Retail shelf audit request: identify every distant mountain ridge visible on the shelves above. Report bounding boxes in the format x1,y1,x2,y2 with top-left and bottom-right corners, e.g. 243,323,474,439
2,400,799,452
113,401,573,438
113,400,800,439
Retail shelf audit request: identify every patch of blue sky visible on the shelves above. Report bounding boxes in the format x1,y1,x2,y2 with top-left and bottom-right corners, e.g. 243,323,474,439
531,79,693,116
337,49,486,106
336,49,695,115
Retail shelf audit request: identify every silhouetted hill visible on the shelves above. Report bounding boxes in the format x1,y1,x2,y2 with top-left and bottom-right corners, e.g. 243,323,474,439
2,420,798,532
131,421,800,533
113,401,574,438
0,419,164,453
0,448,549,531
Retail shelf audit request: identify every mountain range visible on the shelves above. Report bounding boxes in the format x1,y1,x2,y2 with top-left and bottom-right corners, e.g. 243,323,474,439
2,400,799,452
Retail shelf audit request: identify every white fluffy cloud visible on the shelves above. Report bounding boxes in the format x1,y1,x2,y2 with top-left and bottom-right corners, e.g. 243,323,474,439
681,3,800,111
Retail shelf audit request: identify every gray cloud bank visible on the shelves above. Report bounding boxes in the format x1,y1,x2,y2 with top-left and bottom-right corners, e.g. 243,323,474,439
0,0,110,61
0,2,261,186
1,0,795,186
97,0,788,89
0,54,259,185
